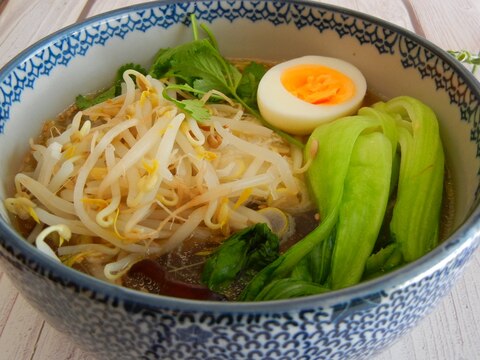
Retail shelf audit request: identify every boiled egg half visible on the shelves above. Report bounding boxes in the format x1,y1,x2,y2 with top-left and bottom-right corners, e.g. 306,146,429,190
257,55,367,135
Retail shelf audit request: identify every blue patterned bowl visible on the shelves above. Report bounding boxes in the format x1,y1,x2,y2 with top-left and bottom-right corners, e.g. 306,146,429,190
0,1,479,359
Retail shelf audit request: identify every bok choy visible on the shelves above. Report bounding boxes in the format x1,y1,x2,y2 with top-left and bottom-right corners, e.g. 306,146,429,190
237,96,444,301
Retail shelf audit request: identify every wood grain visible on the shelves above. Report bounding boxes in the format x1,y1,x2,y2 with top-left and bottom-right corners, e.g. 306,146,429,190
0,276,44,360
407,0,480,52
0,0,89,68
86,0,157,16
0,0,478,359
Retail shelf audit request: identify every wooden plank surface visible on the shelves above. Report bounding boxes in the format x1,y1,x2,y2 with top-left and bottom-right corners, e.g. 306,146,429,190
0,0,89,68
407,0,480,51
0,0,479,359
86,0,157,14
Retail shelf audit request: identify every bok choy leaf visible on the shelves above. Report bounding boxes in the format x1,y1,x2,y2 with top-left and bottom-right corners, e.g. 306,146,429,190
202,223,279,293
241,96,444,301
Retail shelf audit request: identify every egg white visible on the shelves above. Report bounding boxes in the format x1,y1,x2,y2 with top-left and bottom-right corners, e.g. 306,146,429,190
257,55,367,135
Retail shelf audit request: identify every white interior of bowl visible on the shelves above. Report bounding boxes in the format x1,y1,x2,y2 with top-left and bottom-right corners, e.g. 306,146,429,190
0,4,478,255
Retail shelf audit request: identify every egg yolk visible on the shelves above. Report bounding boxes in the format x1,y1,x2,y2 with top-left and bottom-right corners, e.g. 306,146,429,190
281,64,356,105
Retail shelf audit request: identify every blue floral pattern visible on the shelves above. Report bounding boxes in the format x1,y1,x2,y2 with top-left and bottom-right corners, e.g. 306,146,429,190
0,241,475,359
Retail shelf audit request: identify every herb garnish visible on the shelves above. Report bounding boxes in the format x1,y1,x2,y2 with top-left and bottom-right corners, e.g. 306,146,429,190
201,223,280,295
75,63,147,110
75,15,303,147
448,50,480,74
150,14,303,147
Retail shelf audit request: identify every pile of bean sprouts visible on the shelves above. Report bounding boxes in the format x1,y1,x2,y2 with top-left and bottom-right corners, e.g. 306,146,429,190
5,70,312,282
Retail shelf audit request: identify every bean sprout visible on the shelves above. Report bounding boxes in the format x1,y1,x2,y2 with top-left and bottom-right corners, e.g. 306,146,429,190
4,70,312,283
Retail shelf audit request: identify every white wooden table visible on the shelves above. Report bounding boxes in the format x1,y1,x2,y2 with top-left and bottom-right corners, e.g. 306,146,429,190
0,1,479,359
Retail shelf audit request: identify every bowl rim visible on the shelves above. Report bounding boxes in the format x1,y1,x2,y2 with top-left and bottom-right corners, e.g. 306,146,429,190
0,0,479,313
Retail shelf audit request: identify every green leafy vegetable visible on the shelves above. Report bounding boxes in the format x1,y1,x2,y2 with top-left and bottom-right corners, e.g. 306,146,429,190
241,113,391,300
161,84,211,122
240,215,336,301
253,278,329,301
330,131,393,289
241,96,444,301
363,243,403,279
202,223,279,293
150,38,242,96
75,63,147,110
148,14,303,148
378,97,444,262
291,230,335,284
114,63,147,96
236,62,268,110
75,87,116,110
448,50,480,74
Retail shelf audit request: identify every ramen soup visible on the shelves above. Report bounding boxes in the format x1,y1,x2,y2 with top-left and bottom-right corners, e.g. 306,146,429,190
4,18,453,301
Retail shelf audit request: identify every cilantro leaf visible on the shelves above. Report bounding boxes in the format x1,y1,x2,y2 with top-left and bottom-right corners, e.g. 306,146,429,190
170,41,239,94
114,63,147,96
75,63,146,110
75,86,116,110
175,99,210,122
236,62,268,110
162,84,210,122
149,47,184,79
150,39,241,96
148,15,304,148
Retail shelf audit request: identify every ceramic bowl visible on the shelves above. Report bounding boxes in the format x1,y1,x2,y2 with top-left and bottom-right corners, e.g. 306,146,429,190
0,1,479,359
